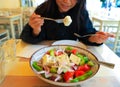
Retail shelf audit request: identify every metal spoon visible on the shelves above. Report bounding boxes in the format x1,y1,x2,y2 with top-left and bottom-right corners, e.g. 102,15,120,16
93,60,115,69
42,17,63,23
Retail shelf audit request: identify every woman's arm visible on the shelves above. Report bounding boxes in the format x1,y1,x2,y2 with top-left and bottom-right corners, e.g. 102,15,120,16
78,10,102,46
20,2,48,44
20,23,45,44
79,10,114,46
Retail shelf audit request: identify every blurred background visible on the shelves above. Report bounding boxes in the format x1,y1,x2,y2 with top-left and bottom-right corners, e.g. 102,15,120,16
0,0,120,57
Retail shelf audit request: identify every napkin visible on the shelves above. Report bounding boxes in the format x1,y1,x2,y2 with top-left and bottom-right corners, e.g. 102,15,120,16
16,44,47,58
16,40,87,58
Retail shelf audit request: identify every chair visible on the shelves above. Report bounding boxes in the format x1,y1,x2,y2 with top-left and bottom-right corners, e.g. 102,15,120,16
105,21,120,53
0,8,23,39
89,9,101,31
0,29,10,45
112,22,120,52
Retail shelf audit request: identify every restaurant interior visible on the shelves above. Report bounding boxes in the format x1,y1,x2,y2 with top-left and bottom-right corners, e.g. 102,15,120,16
0,0,120,87
0,0,120,56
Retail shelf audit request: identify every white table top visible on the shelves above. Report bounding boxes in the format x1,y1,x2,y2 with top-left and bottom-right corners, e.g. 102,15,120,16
0,14,22,19
88,44,120,85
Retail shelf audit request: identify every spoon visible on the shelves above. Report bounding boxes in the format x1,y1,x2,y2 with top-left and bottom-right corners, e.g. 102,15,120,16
42,16,72,26
93,60,115,69
42,17,63,23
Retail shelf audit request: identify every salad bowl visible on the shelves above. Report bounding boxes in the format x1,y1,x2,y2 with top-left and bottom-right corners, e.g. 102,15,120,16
30,45,100,86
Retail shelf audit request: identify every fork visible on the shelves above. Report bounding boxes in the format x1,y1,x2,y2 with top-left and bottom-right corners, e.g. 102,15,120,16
42,17,63,23
74,33,95,38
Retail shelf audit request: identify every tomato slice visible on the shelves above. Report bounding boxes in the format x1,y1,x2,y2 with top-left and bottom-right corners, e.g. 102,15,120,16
77,64,91,72
77,65,85,71
71,49,77,54
55,51,63,56
63,71,74,82
83,64,91,72
75,70,85,77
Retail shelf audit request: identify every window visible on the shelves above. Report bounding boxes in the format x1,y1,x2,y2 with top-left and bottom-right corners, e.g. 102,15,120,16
116,0,120,7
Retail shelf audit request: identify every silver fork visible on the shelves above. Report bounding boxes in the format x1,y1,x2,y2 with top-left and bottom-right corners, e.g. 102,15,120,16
74,33,95,38
42,17,63,23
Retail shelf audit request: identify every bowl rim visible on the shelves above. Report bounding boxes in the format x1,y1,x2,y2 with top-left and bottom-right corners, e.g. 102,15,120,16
29,45,100,86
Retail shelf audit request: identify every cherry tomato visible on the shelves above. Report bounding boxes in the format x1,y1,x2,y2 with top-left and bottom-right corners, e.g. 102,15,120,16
63,71,74,82
77,64,91,72
77,65,85,71
71,49,77,54
75,70,85,77
83,64,91,72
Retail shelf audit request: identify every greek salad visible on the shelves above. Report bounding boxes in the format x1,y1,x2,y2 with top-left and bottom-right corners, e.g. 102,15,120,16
32,46,95,83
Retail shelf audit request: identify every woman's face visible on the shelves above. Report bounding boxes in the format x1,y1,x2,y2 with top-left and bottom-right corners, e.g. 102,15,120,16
56,0,77,12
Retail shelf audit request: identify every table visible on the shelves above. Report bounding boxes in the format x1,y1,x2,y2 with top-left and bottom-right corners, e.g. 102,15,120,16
0,14,23,38
0,40,120,87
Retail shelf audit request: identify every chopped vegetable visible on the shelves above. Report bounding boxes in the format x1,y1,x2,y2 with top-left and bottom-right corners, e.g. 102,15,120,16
75,70,85,77
71,49,77,54
87,60,94,66
77,64,91,72
50,49,55,56
50,67,57,73
76,53,84,59
79,59,85,65
65,46,72,51
71,70,93,82
32,61,42,71
83,56,89,63
63,71,74,82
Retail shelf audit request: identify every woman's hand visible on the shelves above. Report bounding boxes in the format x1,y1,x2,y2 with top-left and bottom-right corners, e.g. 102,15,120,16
89,31,115,44
29,13,44,36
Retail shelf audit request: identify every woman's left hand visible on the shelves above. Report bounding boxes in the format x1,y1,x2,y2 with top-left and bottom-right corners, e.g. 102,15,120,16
89,31,115,44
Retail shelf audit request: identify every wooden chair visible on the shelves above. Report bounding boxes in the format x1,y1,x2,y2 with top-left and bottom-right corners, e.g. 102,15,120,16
105,21,120,53
0,29,10,45
0,8,23,38
112,21,120,52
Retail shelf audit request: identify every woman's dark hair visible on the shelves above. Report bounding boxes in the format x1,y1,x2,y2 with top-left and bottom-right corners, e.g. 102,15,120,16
77,0,87,31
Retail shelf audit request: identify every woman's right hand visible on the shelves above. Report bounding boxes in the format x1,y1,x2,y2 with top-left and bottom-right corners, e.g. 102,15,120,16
29,13,44,36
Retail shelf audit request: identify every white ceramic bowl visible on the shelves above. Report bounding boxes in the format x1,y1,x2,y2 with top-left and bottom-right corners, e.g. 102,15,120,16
30,45,100,86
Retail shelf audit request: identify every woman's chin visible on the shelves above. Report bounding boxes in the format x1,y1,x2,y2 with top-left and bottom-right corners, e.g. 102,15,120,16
59,8,70,13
